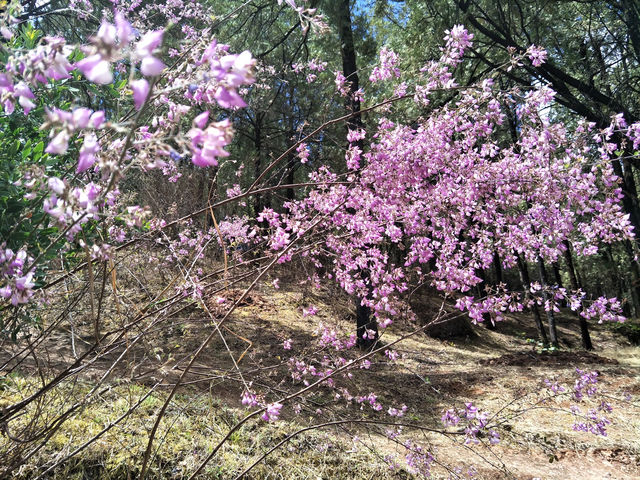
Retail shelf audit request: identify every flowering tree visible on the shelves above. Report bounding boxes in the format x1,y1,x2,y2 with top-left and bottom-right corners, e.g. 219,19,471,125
271,27,632,341
0,1,638,478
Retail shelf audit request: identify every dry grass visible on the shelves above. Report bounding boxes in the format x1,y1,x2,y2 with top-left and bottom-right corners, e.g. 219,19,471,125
1,254,639,479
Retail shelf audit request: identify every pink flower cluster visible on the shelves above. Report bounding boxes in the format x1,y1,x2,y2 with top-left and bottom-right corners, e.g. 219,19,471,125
0,247,35,306
75,13,164,85
188,112,234,167
261,402,283,422
0,36,74,114
217,216,257,247
187,42,256,109
369,47,401,83
542,369,613,437
442,402,499,445
155,223,215,266
43,181,104,240
43,107,106,172
334,71,350,97
0,79,36,115
527,45,548,67
296,143,310,164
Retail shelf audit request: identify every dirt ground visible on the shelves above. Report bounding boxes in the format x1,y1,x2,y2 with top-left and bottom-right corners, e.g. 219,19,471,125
1,267,639,479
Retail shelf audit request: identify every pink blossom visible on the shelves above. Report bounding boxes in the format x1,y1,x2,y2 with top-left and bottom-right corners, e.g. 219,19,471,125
3,99,14,115
241,390,258,407
45,131,70,155
14,82,34,99
76,54,113,84
130,79,150,110
370,46,401,83
277,0,297,8
214,87,246,108
384,349,399,361
114,12,134,45
47,52,74,80
90,110,105,128
269,227,290,250
217,51,255,88
261,402,283,422
136,30,164,58
302,305,318,317
1,26,13,40
72,108,93,128
96,20,117,46
47,177,65,195
188,119,233,167
77,133,99,172
140,56,166,77
347,129,365,143
18,96,35,115
334,71,349,96
527,45,548,67
296,143,310,163
193,111,209,129
226,185,242,198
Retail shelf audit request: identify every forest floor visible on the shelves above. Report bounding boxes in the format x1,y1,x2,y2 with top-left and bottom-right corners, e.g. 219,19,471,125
1,260,639,479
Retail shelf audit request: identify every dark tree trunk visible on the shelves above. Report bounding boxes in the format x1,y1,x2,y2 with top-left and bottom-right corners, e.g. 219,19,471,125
475,268,495,329
253,116,264,218
623,239,640,314
356,294,378,350
516,255,548,346
537,256,559,348
338,0,362,126
552,262,563,288
552,261,567,308
493,251,504,285
612,158,640,248
621,0,640,63
563,241,593,350
286,127,296,204
285,86,297,204
605,245,624,302
286,161,296,202
336,0,377,347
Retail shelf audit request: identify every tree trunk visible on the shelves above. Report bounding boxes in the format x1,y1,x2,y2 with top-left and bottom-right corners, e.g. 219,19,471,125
475,268,495,329
552,262,563,288
605,245,625,302
286,161,295,202
552,261,567,308
537,256,559,348
356,293,378,350
563,241,593,350
623,239,640,314
516,255,548,346
621,0,640,63
336,0,377,347
493,251,503,285
253,116,263,218
338,0,362,127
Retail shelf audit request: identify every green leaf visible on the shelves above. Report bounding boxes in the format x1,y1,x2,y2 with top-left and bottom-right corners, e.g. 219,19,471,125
32,141,44,162
8,140,20,157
